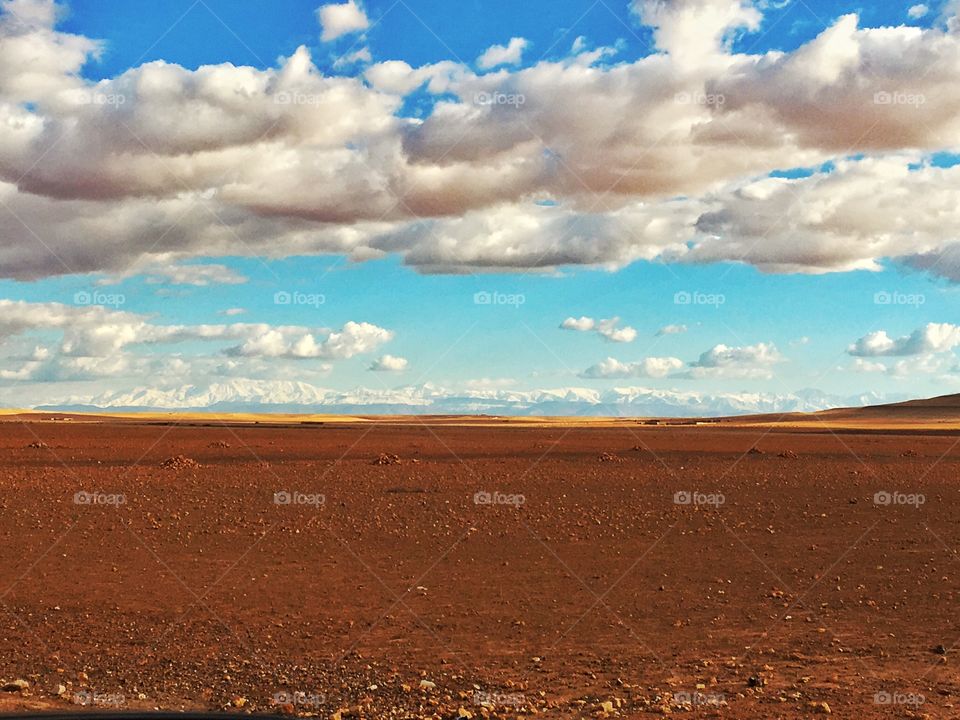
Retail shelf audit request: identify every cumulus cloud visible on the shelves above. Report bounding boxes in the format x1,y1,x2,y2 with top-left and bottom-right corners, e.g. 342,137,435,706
847,323,960,357
684,342,783,379
908,4,929,19
560,316,637,343
369,354,408,371
851,354,952,377
580,340,783,380
689,158,960,278
477,37,528,69
561,316,595,332
851,358,887,373
656,323,688,336
0,300,393,381
691,342,782,367
3,1,960,280
632,0,762,69
317,0,368,41
580,356,684,379
335,47,372,68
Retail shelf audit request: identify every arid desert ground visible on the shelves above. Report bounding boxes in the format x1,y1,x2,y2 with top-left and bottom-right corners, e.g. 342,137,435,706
1,405,959,718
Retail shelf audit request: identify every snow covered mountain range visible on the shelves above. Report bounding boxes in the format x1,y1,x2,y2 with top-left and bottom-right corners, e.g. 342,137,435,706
39,379,892,417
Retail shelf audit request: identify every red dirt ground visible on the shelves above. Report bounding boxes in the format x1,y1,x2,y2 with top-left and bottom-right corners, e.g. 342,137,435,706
0,417,958,718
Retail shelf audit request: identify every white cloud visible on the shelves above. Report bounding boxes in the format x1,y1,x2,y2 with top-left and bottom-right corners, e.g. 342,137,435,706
219,308,246,317
908,4,929,19
848,323,960,357
633,0,762,69
477,37,528,70
0,300,394,382
580,356,684,379
334,46,372,68
656,323,688,336
317,0,369,41
691,342,782,368
851,358,887,373
688,158,960,278
561,316,595,332
560,316,637,342
684,342,783,379
2,2,960,280
369,354,408,371
596,317,638,343
850,354,951,376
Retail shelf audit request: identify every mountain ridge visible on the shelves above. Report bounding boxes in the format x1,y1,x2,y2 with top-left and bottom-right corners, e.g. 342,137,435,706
34,378,895,418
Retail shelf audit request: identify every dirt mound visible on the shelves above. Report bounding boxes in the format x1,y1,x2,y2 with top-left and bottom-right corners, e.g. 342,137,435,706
598,452,623,462
372,453,401,465
778,450,799,459
159,455,200,470
747,446,764,455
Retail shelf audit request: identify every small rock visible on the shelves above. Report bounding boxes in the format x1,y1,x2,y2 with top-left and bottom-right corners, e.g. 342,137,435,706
2,679,29,692
808,700,831,714
933,644,948,655
419,680,436,690
373,453,401,465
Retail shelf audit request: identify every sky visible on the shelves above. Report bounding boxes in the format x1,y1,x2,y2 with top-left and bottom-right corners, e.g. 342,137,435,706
0,0,959,412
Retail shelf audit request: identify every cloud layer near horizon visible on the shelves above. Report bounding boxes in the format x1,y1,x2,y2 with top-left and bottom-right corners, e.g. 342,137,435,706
2,0,960,280
0,299,393,381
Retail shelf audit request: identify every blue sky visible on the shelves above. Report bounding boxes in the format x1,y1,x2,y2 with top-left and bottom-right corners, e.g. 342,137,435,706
0,0,958,411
